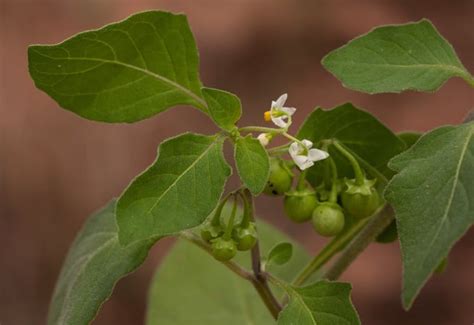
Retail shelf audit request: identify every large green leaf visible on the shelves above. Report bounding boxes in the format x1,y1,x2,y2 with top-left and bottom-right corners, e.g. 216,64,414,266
385,122,474,309
234,135,270,195
146,221,310,325
28,11,207,123
48,200,153,325
117,133,231,245
297,103,405,183
322,19,473,93
202,87,242,131
278,281,360,325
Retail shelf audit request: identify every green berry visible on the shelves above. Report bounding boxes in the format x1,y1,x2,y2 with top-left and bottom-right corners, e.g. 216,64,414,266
211,238,237,261
232,222,258,251
284,191,318,223
341,178,380,219
264,158,293,196
312,202,345,237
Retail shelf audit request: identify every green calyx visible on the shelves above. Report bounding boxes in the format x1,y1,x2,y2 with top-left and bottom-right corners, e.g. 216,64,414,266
312,202,345,237
264,158,294,196
232,222,258,251
200,221,224,243
344,178,376,195
284,190,318,223
341,178,380,219
211,237,237,261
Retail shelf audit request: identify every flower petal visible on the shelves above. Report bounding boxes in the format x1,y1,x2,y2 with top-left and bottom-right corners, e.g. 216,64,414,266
274,93,288,108
301,139,313,149
289,142,300,157
271,116,289,128
294,155,315,170
280,106,296,116
308,148,329,162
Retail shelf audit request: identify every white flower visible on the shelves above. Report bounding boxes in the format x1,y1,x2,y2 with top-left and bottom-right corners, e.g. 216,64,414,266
257,133,272,147
264,93,296,128
289,139,329,170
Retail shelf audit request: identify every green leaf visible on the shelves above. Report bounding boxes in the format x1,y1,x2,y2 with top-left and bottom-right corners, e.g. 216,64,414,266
28,11,207,123
146,220,310,325
278,281,360,325
398,132,422,148
202,87,242,131
234,135,270,195
322,19,474,93
297,103,405,182
266,242,293,266
117,133,231,245
385,122,474,309
48,200,153,325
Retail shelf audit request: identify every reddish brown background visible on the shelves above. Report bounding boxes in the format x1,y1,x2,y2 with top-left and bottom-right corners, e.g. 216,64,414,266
1,0,473,324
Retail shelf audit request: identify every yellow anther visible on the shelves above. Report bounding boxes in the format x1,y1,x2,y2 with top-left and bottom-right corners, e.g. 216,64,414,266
264,111,272,122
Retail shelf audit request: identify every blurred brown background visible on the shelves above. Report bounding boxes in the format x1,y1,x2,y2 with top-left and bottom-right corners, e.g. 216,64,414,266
1,0,473,324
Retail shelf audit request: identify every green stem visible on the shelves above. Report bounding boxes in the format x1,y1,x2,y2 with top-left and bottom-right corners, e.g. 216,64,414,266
267,143,291,154
324,205,394,280
239,126,285,134
460,72,474,88
238,191,251,227
332,141,364,185
328,157,338,203
291,217,369,286
296,169,308,191
282,132,305,147
223,195,238,240
211,192,234,226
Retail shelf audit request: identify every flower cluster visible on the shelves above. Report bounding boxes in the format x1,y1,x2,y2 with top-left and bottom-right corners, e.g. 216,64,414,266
258,94,329,170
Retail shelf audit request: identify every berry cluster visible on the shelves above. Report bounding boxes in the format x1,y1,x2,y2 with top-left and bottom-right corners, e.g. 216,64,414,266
200,192,257,261
266,154,380,237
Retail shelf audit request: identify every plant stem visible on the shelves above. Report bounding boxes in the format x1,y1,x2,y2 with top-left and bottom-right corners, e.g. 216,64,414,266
179,231,252,280
291,217,369,286
244,188,282,319
296,169,308,191
332,141,365,185
239,126,285,134
328,157,338,203
324,205,394,280
267,143,291,154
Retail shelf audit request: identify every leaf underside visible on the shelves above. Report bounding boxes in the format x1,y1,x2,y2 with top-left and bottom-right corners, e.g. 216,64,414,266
47,200,153,325
385,122,474,308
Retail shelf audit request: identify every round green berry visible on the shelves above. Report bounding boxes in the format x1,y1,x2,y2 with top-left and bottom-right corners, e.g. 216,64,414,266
232,222,258,251
284,191,318,223
341,178,380,219
312,202,345,237
211,238,237,261
263,158,293,196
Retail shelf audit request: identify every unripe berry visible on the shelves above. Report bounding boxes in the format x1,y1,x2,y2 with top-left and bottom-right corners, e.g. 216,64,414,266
263,158,293,196
312,202,345,237
284,191,318,223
